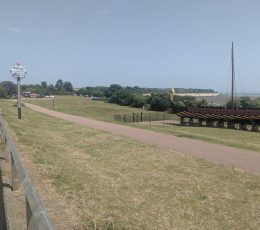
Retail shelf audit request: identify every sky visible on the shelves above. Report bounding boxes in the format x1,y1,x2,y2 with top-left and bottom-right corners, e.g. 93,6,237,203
0,0,260,93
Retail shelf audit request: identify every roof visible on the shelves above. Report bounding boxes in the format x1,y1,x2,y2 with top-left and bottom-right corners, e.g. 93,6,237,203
176,107,260,121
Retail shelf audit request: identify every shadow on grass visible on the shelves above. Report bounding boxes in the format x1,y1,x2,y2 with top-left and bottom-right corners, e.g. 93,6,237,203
0,165,7,230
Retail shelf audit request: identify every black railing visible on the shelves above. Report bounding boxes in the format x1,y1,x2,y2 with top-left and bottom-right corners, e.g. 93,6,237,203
114,112,177,123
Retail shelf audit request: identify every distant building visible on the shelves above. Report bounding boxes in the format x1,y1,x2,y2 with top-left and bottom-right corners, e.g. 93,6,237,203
22,91,40,98
23,91,31,97
30,93,40,98
175,92,220,97
172,88,219,97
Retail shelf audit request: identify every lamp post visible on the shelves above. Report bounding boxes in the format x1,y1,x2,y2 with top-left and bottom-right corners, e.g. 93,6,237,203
10,62,27,119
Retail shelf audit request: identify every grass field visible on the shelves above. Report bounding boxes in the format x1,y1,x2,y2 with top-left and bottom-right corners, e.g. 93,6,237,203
133,123,260,152
25,96,260,152
0,99,260,229
24,96,150,122
24,96,178,122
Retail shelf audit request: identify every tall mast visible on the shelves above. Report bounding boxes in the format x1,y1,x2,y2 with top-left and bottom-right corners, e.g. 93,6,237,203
231,42,235,109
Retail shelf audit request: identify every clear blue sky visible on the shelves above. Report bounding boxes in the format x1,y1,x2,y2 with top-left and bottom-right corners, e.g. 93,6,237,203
1,0,260,93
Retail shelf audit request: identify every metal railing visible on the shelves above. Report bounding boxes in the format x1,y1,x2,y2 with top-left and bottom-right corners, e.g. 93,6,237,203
114,112,178,123
0,116,55,230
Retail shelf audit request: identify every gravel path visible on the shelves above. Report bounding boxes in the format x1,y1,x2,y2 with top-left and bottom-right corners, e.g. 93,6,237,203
25,103,260,175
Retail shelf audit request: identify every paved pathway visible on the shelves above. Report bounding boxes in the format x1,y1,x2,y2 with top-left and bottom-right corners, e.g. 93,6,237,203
25,103,260,175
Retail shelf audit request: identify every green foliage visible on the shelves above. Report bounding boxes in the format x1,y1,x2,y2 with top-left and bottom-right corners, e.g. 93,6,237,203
226,97,260,109
0,86,8,98
41,81,47,88
110,89,133,106
53,79,73,94
197,98,208,107
75,86,107,97
0,81,16,97
251,98,260,108
149,93,171,111
64,81,73,92
171,95,208,112
100,85,211,112
170,95,209,113
104,84,122,98
55,79,64,91
178,96,198,107
91,89,103,97
131,94,147,108
18,79,74,96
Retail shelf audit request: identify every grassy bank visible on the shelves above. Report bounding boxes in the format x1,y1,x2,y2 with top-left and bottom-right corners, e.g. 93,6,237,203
24,96,150,122
0,99,260,229
25,96,260,152
133,123,260,152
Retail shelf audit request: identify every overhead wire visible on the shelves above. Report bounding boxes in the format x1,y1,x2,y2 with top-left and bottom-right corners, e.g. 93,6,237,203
194,50,230,89
226,53,232,105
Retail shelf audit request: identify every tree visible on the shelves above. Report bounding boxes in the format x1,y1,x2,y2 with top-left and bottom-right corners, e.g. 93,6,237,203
55,79,64,91
0,81,16,97
251,98,260,108
40,81,48,95
92,89,103,97
104,84,122,98
171,95,206,112
0,86,7,98
110,89,133,106
149,93,171,111
48,84,56,94
197,99,208,107
41,81,47,88
76,88,87,96
239,96,252,109
226,99,240,109
64,81,73,92
180,96,198,107
132,94,147,108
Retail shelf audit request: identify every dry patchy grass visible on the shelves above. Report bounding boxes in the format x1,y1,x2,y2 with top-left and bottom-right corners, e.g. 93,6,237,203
0,99,260,229
24,96,147,122
25,96,260,153
133,123,260,152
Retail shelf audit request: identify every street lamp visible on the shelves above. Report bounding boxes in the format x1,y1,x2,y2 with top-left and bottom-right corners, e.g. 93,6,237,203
10,62,27,119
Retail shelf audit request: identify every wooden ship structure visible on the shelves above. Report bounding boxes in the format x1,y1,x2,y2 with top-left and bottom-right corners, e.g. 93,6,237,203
176,43,260,132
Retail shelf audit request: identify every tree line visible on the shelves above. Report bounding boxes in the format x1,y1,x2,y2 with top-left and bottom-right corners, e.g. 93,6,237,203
78,84,210,111
0,79,73,98
0,81,259,111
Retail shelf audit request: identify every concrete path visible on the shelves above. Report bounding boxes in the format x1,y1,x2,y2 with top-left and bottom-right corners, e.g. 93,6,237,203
25,103,260,175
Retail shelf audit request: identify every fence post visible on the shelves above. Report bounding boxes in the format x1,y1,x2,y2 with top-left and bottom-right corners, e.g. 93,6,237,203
133,113,135,123
11,154,20,191
0,117,55,229
141,112,143,122
5,145,11,163
26,198,37,229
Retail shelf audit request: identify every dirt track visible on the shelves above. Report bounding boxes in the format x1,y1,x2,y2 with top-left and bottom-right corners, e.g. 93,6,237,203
25,103,260,175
